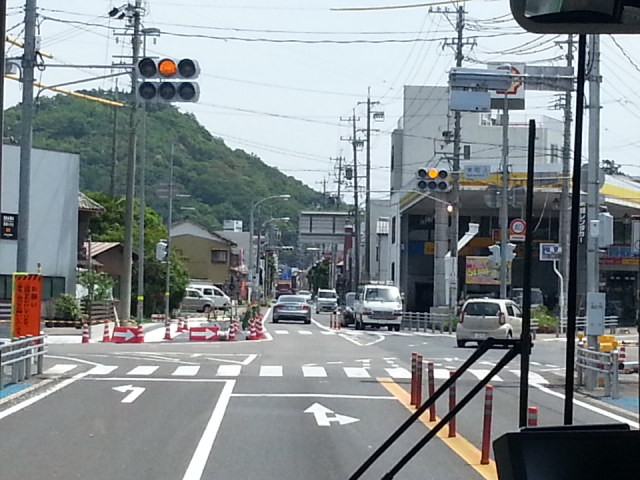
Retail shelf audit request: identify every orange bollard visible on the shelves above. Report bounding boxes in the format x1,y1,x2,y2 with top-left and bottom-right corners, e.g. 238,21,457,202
82,323,90,344
448,370,457,437
427,362,436,422
416,354,423,406
410,353,418,406
527,406,538,427
480,385,494,465
163,321,172,341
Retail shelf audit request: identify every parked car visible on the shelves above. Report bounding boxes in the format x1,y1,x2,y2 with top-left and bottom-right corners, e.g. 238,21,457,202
456,298,523,348
188,283,231,309
297,290,313,303
353,282,403,331
182,288,219,313
315,288,339,314
341,292,356,326
272,295,311,324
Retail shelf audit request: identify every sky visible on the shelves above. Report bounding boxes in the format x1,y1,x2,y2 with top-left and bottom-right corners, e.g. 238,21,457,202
4,0,640,201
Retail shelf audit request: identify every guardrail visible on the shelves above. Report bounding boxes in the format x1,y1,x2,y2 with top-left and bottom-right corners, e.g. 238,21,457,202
0,335,47,389
559,316,618,335
400,312,539,338
575,345,619,398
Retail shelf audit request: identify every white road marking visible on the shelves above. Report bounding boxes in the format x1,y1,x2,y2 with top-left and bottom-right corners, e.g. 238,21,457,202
87,365,118,375
44,364,77,375
304,402,359,426
509,370,549,385
326,361,343,365
344,367,370,378
479,361,496,366
216,365,242,377
384,367,412,379
182,380,236,480
434,368,452,379
259,366,283,377
545,364,559,368
231,393,395,400
298,330,313,335
112,385,145,404
172,366,201,376
302,366,327,377
467,369,504,382
531,361,542,366
191,354,202,358
127,366,159,376
321,331,335,335
274,330,289,335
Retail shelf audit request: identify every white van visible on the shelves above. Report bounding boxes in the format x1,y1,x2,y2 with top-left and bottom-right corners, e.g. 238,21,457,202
188,283,230,309
353,282,403,331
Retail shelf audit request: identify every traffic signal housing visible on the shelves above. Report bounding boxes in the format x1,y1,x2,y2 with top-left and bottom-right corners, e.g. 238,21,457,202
415,168,452,193
156,240,168,262
136,57,200,103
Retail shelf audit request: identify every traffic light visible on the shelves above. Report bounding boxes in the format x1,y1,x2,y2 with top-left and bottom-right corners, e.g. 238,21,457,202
488,244,501,264
156,239,168,262
136,57,200,103
505,243,516,261
416,168,452,193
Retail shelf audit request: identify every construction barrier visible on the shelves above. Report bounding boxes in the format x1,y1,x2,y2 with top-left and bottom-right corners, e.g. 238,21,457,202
112,326,141,344
448,370,457,438
527,406,538,427
480,385,494,465
427,362,436,422
102,323,111,343
151,314,165,322
82,323,90,344
189,326,219,342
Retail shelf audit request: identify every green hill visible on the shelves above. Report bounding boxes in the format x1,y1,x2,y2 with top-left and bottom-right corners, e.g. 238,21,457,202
4,90,322,233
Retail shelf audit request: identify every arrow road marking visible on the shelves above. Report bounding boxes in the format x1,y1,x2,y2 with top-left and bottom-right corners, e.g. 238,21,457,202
191,329,217,340
304,403,359,427
112,385,145,404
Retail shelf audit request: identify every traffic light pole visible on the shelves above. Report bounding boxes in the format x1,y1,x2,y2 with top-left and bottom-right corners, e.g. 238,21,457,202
164,143,174,322
499,92,510,299
121,0,142,321
136,101,146,324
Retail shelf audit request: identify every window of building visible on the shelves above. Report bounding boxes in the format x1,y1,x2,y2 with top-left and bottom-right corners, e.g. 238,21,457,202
0,275,65,301
211,249,228,264
391,262,395,282
391,216,396,244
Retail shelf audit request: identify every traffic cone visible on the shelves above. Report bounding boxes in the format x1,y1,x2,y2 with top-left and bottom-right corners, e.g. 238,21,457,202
178,318,185,332
136,324,145,343
257,315,265,339
82,323,90,344
102,323,111,342
163,321,172,341
249,317,257,340
228,320,236,341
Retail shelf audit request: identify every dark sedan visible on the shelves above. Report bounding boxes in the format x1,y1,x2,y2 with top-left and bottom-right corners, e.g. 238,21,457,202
272,295,311,324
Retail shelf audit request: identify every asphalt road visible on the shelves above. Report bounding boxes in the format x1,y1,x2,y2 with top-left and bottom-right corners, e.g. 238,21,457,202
0,309,638,480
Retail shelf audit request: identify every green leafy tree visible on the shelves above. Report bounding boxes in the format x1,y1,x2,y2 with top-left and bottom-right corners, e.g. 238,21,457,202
308,259,330,293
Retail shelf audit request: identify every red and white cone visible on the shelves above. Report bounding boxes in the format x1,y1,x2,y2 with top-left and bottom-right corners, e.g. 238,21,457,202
619,346,626,370
228,320,236,341
163,321,172,341
135,324,145,343
257,316,265,339
179,318,186,332
82,323,90,344
249,317,257,340
102,323,111,342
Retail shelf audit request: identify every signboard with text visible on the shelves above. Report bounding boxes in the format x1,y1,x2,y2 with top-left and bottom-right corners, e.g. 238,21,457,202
1,213,18,240
11,273,42,338
465,256,512,285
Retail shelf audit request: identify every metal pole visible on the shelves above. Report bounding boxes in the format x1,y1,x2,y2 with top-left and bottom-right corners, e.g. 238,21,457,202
164,143,174,322
0,0,7,214
16,0,37,272
249,203,255,298
136,101,146,324
499,91,510,299
585,34,601,387
553,259,565,337
565,34,588,425
120,0,142,320
364,89,371,283
352,110,361,289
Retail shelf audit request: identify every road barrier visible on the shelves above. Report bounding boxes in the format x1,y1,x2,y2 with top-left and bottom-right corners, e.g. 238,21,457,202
189,326,219,342
527,406,538,427
102,323,111,343
401,312,454,334
576,346,619,398
559,316,618,335
448,371,457,438
0,335,46,389
111,326,142,344
480,385,494,465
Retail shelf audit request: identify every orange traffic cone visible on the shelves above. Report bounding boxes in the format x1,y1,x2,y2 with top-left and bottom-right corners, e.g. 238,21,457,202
82,323,90,344
163,321,172,341
102,323,111,342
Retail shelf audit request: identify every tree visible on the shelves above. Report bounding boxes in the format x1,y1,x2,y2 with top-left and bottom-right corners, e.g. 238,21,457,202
307,259,330,293
601,159,622,175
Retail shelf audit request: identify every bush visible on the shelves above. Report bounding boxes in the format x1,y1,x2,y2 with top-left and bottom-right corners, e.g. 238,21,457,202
54,294,82,321
532,306,557,333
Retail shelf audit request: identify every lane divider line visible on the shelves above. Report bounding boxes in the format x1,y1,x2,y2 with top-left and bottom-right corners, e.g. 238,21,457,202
377,377,498,480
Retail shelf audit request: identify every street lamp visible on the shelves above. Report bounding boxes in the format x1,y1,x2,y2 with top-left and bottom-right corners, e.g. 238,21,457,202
249,195,290,297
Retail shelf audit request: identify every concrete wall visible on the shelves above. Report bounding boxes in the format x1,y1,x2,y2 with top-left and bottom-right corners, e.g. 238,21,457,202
172,234,232,285
0,145,79,294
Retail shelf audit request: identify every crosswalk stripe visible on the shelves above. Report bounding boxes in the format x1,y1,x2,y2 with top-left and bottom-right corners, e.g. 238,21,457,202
384,367,411,379
260,366,283,377
217,365,242,376
321,331,335,335
172,366,200,376
45,364,77,375
434,368,451,379
298,330,313,335
274,330,289,335
468,369,503,382
87,365,118,375
302,366,327,377
509,370,550,385
127,366,158,376
343,367,370,378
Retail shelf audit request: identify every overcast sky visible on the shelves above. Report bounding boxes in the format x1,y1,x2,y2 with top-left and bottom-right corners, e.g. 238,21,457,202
4,0,640,199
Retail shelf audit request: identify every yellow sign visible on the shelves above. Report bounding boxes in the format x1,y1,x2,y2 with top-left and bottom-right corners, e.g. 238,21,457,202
465,257,511,285
11,273,43,338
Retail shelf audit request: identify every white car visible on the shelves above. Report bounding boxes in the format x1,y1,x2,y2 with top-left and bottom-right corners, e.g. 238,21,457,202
456,298,522,348
187,283,230,309
353,283,403,331
297,290,312,303
315,289,338,314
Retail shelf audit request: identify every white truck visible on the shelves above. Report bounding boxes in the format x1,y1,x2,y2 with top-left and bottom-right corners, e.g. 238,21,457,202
353,282,404,331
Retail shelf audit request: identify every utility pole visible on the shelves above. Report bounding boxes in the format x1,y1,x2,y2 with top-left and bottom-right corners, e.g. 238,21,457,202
16,0,37,272
121,0,142,321
586,34,601,385
0,0,7,214
136,100,146,324
332,156,344,205
109,83,119,197
165,143,174,323
341,111,361,290
499,91,510,299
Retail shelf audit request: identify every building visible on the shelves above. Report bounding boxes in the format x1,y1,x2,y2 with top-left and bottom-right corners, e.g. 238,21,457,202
0,145,80,300
170,220,238,287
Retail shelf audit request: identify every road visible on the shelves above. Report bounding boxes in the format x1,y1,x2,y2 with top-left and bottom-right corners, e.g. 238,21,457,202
0,310,637,480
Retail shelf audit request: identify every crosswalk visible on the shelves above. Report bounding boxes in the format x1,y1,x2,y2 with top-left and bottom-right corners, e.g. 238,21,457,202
43,362,553,384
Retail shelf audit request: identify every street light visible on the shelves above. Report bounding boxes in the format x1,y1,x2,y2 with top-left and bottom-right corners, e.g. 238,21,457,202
249,195,290,298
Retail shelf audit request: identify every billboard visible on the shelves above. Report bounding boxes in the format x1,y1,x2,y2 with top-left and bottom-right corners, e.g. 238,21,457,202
465,256,512,285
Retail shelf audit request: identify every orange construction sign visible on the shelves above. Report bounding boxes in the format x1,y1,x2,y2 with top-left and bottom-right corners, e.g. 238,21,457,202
11,273,43,338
